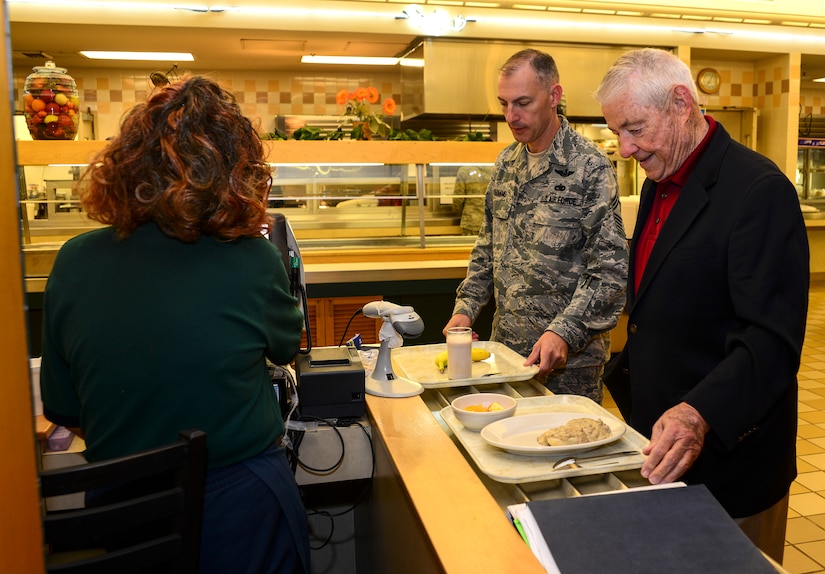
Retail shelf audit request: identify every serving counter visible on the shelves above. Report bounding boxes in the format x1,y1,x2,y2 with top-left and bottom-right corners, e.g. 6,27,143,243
360,386,546,574
361,380,789,574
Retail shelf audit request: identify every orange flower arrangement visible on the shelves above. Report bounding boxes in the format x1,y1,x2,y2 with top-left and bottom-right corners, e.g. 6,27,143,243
336,85,397,139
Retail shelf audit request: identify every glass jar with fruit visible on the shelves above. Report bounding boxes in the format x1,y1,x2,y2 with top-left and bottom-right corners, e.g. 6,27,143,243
23,61,80,141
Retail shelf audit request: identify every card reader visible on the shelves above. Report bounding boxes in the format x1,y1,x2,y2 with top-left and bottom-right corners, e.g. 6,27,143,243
294,346,366,419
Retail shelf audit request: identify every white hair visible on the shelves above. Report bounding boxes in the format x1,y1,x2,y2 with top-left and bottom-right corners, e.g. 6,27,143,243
594,48,700,110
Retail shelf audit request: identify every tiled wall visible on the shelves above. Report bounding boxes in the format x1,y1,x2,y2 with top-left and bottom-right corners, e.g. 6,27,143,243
15,62,825,141
801,92,825,117
692,60,758,109
691,58,801,110
13,66,402,140
691,59,825,115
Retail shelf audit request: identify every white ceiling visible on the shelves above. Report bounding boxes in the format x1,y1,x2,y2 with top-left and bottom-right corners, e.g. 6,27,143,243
9,22,420,74
8,1,825,89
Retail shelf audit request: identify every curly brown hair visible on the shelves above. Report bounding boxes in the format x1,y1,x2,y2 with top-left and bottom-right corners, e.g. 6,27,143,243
79,76,273,242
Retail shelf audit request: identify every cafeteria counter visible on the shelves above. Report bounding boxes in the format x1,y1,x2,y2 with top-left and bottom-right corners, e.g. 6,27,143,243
361,378,789,574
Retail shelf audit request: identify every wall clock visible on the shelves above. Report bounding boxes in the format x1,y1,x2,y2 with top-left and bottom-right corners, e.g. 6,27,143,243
697,68,721,94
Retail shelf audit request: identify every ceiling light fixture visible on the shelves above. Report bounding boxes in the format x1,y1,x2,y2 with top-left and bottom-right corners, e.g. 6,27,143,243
672,27,734,35
814,78,825,83
398,5,474,36
174,5,240,13
301,55,399,66
80,51,194,62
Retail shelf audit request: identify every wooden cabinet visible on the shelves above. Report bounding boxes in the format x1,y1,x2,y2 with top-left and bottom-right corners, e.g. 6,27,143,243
301,296,382,349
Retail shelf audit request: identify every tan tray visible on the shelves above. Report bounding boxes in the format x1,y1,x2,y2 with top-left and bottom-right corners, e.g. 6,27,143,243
438,395,649,484
391,341,539,388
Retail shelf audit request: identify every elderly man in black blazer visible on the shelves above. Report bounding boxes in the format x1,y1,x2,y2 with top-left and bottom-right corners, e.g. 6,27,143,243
595,48,809,563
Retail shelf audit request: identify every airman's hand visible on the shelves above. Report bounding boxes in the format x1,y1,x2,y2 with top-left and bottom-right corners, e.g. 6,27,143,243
525,330,568,375
442,314,478,340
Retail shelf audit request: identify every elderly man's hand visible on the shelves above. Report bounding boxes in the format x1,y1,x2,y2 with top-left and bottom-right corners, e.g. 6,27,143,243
641,402,710,484
525,330,568,375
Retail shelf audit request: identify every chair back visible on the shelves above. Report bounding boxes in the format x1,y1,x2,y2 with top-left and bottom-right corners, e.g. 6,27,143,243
39,429,207,574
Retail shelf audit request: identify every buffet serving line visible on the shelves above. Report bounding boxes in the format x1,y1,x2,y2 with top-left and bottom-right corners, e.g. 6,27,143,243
360,341,789,574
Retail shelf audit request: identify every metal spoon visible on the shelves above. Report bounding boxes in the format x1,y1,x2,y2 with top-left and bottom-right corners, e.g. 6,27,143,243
552,450,641,470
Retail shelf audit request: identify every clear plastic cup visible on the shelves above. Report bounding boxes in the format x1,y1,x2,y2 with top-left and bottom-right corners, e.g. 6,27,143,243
446,327,472,379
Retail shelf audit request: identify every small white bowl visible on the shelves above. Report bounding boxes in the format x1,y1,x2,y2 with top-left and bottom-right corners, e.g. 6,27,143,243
451,392,517,432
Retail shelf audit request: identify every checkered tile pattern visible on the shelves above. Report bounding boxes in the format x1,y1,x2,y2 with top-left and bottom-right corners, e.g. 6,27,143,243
690,59,821,113
11,64,824,139
12,68,401,139
783,282,825,573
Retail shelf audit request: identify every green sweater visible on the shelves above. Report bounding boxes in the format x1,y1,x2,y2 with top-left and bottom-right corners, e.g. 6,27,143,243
40,223,304,469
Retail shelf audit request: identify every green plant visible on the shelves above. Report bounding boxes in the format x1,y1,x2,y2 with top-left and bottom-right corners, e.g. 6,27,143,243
337,86,397,139
388,128,437,141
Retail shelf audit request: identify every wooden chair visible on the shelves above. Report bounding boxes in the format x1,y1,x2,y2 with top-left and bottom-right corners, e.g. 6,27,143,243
39,429,207,574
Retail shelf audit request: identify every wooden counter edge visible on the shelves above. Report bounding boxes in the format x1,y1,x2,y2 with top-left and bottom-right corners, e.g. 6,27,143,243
365,393,545,574
17,140,507,166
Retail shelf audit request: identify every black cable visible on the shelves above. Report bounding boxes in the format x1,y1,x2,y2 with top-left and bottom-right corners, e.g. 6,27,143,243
306,508,335,550
301,419,375,551
292,416,346,474
318,420,374,518
337,308,363,348
285,427,305,474
298,283,312,354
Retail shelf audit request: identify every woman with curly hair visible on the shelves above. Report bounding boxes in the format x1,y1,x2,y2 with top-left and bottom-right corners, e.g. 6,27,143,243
40,76,310,573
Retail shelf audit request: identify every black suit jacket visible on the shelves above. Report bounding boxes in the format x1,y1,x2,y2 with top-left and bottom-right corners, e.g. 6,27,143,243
605,122,809,517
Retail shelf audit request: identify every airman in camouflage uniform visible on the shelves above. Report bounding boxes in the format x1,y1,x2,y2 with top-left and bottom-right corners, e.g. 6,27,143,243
453,165,492,236
445,49,628,402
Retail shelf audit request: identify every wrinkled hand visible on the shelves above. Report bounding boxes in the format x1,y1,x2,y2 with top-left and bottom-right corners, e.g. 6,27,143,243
524,330,568,375
641,402,710,484
441,314,479,340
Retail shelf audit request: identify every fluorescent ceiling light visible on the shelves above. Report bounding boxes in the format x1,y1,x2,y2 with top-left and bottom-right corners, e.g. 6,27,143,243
814,78,825,83
80,51,194,61
301,55,399,66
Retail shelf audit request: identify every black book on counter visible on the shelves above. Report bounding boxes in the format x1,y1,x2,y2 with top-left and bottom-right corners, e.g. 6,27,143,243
512,484,775,574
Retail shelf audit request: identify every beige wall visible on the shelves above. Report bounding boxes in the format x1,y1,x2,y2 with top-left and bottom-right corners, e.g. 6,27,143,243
753,53,800,178
16,50,811,178
12,66,402,140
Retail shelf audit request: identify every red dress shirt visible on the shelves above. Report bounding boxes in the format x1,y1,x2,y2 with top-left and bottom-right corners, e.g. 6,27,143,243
633,116,718,293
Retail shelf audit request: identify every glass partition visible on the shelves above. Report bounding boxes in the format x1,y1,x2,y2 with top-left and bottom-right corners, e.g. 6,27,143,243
18,140,647,249
267,162,491,248
17,152,496,248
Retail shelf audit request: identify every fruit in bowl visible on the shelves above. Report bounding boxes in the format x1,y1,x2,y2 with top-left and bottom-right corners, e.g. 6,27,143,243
451,392,516,432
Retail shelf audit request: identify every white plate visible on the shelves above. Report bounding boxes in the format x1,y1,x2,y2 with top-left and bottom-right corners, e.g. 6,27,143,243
480,412,626,456
438,395,647,483
391,341,539,388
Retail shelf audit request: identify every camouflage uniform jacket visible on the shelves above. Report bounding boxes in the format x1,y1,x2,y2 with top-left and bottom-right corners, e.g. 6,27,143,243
453,117,628,367
453,165,492,236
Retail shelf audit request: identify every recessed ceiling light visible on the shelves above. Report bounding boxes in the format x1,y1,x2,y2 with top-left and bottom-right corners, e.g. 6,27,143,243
301,55,399,66
813,77,825,83
80,51,194,62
